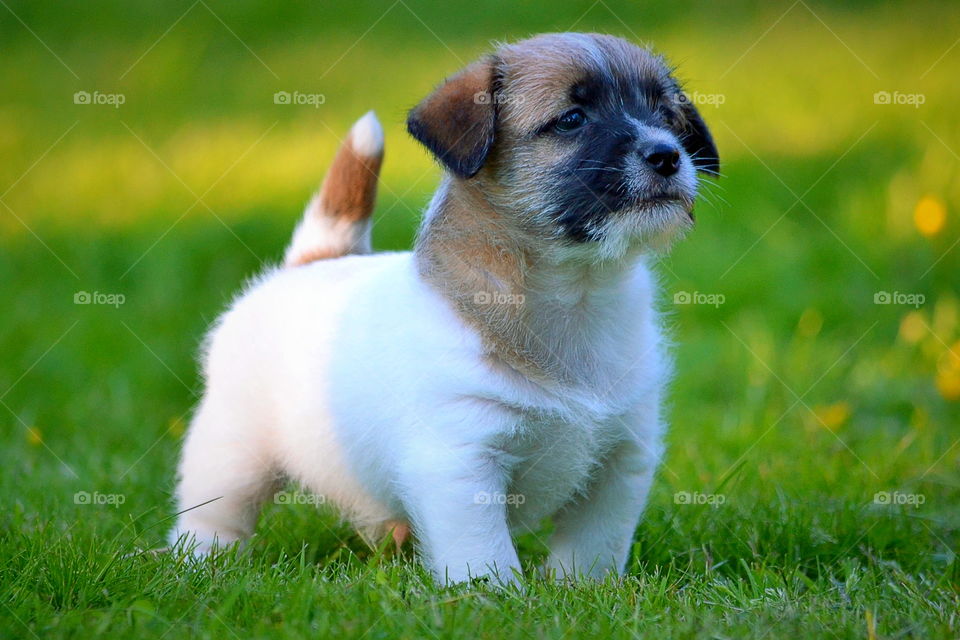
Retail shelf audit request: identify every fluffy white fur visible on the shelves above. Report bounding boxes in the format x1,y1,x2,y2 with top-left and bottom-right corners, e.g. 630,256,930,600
170,225,669,585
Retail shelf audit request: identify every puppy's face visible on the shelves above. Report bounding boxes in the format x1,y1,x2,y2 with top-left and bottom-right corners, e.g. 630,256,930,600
408,33,719,257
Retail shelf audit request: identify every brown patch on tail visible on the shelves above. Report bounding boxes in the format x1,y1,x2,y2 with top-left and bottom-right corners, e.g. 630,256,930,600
285,112,384,267
317,132,383,224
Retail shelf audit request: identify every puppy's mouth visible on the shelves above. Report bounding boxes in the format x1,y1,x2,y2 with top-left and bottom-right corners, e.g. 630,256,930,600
633,190,694,211
548,166,695,242
642,193,682,204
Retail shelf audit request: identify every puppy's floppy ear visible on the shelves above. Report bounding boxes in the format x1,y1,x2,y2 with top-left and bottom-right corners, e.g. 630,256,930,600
676,94,720,176
407,57,497,179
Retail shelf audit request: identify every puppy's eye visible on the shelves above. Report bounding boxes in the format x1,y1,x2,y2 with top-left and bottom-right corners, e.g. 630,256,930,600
553,109,587,134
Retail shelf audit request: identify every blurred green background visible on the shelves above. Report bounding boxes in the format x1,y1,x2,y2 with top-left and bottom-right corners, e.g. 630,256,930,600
2,1,959,637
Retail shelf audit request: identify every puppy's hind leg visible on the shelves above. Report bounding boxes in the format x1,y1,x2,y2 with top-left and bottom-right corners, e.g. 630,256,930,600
168,396,280,555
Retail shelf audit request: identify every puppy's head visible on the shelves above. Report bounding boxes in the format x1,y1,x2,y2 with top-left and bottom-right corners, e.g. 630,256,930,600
408,33,719,258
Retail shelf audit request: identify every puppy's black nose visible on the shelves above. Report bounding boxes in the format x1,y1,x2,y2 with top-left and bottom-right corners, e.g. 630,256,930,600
644,144,681,177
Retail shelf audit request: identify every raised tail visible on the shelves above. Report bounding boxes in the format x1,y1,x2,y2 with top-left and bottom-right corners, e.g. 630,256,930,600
284,111,384,267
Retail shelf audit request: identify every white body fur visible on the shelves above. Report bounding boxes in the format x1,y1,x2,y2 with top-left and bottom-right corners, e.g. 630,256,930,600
170,214,667,583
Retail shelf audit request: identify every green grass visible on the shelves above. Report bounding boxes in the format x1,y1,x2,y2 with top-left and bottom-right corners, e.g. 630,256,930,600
2,1,960,638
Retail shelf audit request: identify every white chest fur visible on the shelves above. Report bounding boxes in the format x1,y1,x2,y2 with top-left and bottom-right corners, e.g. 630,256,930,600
171,250,667,583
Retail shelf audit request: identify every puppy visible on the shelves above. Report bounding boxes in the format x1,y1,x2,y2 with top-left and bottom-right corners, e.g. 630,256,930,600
169,32,718,584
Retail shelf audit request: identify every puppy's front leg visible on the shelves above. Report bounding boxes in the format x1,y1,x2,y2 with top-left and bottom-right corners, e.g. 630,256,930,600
400,441,521,585
546,418,663,580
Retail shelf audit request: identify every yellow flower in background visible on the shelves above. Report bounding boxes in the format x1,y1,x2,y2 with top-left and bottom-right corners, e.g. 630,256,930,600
937,370,960,401
936,341,960,401
898,311,927,344
933,296,959,338
26,427,42,446
937,341,960,374
813,402,852,431
914,195,947,237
